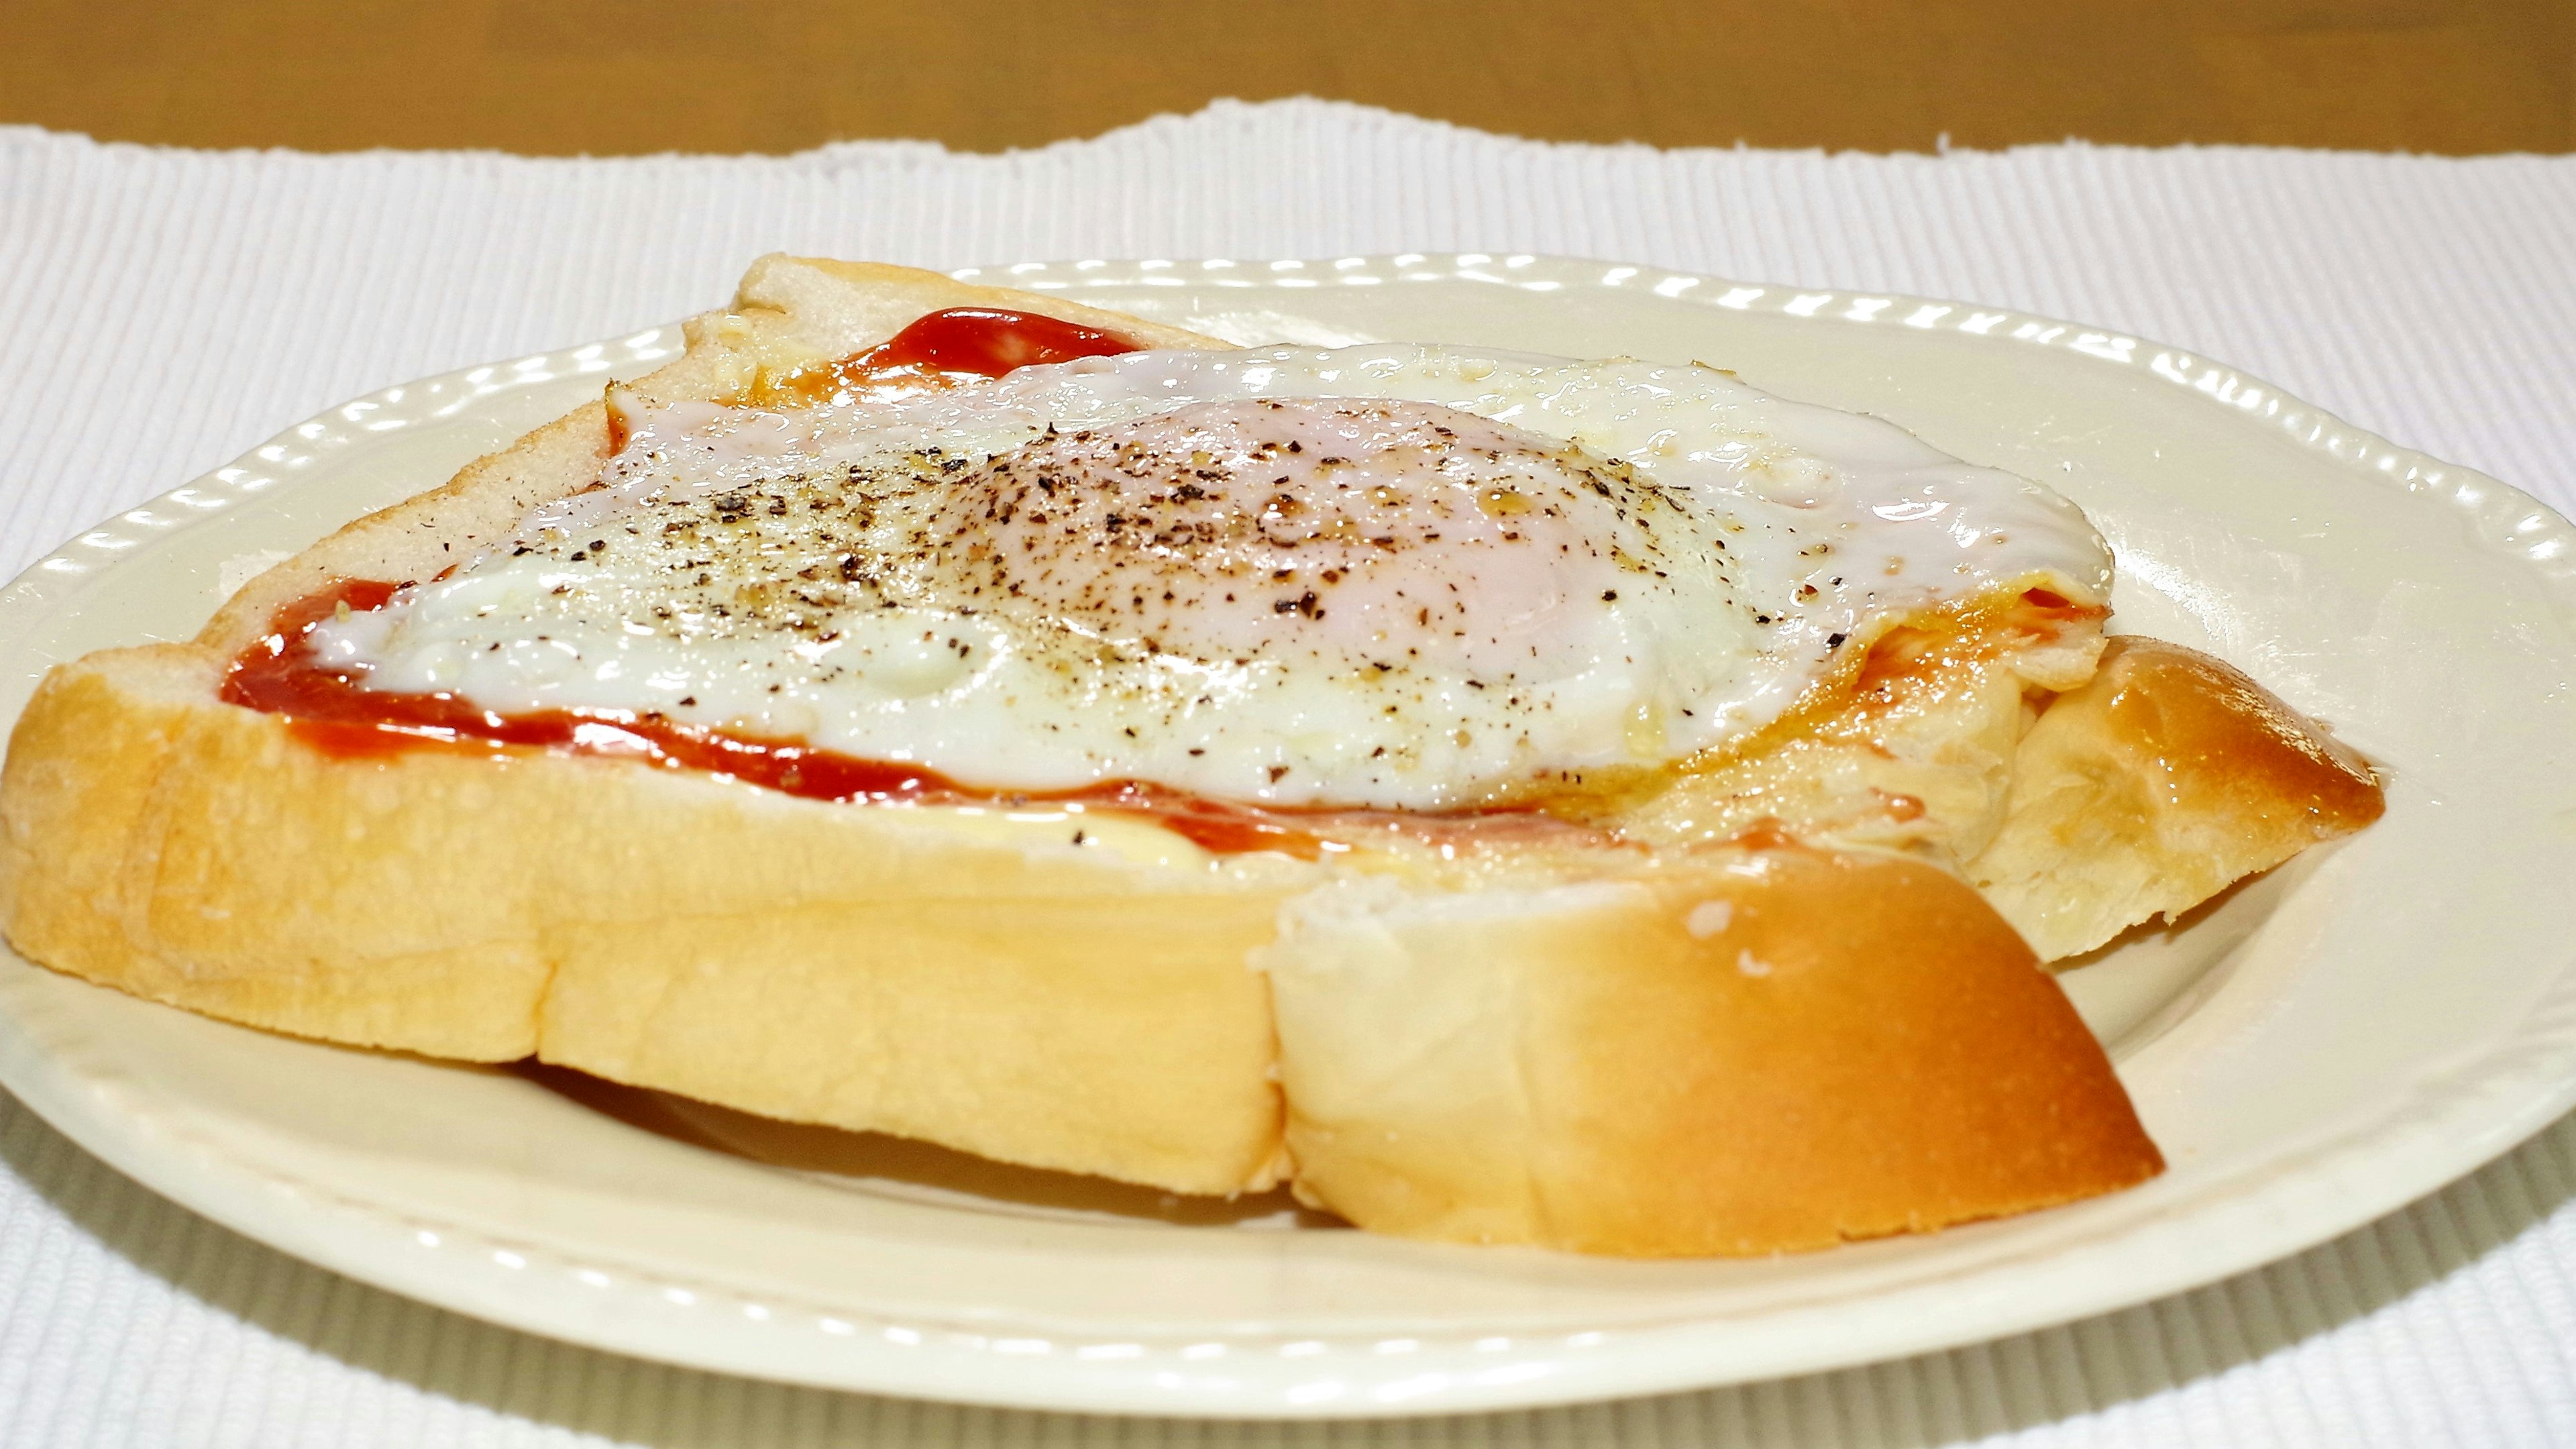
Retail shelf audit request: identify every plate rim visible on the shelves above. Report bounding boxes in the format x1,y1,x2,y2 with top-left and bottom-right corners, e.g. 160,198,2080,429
2,252,2573,1418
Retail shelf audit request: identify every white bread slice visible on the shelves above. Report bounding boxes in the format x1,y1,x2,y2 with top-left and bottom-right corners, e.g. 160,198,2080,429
0,258,2377,1250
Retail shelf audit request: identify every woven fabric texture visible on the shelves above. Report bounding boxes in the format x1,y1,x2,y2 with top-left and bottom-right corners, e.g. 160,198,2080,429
3,98,2575,1446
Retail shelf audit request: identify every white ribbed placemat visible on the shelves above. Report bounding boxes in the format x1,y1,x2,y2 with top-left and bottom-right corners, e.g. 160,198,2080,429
4,99,2575,1447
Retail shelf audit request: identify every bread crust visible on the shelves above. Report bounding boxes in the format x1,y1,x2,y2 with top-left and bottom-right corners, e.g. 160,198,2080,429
1263,844,2163,1254
0,256,2376,1249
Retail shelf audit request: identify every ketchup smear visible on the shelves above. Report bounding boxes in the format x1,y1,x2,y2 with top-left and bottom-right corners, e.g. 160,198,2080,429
221,580,1325,859
753,307,1141,413
861,307,1138,377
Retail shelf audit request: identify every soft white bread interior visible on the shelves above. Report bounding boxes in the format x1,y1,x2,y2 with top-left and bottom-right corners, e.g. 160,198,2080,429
0,257,2378,1251
1966,635,2385,960
1613,591,2100,869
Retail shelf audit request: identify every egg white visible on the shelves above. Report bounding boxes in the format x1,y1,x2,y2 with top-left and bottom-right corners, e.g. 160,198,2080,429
315,344,2110,810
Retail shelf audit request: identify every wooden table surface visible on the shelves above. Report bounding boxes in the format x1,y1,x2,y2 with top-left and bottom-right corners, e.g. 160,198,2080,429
3,0,2570,158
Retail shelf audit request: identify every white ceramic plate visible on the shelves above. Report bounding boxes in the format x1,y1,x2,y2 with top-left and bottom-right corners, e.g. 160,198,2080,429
3,255,2573,1419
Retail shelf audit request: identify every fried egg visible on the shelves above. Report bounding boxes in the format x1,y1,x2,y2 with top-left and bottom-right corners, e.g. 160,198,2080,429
314,345,2111,810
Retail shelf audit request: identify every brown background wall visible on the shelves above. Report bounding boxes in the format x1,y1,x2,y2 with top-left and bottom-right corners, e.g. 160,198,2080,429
4,0,2570,156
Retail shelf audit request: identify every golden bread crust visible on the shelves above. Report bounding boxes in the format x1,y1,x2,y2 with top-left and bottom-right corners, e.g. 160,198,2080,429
1966,637,2385,961
1265,845,2163,1255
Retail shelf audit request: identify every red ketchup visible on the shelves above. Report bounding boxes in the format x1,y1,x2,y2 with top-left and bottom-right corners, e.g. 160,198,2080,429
859,307,1139,377
610,307,1138,449
751,307,1142,412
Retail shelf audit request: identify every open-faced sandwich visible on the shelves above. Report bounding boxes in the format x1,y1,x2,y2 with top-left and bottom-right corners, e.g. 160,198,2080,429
0,258,2385,1256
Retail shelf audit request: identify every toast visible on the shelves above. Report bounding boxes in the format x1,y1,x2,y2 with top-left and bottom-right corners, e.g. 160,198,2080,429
0,258,2382,1253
